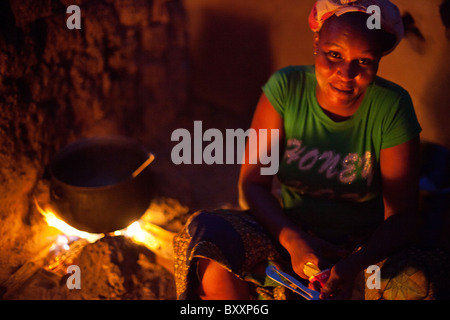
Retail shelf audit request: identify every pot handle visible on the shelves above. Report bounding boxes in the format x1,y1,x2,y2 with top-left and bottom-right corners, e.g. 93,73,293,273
132,152,155,178
51,185,64,200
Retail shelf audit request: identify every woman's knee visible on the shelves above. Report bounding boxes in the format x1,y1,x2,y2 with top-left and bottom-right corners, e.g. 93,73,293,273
196,258,250,300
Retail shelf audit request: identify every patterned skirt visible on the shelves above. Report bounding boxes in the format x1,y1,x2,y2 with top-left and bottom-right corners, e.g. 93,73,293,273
173,209,292,300
173,209,450,300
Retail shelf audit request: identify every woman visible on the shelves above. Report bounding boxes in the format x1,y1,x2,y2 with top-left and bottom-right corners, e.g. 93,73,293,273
174,0,422,300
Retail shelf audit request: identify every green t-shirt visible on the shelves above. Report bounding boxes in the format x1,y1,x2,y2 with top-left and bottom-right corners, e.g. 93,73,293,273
262,65,422,245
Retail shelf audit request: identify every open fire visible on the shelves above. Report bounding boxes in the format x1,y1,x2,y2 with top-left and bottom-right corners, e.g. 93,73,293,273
34,198,173,264
35,199,159,249
0,195,180,300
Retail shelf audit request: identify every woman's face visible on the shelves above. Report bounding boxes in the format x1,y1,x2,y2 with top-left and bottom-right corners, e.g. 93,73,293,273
314,14,382,112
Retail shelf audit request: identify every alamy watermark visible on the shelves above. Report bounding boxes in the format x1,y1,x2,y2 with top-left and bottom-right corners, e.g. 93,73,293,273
65,263,381,292
366,5,382,30
66,5,81,30
63,4,381,31
171,121,280,175
66,265,81,289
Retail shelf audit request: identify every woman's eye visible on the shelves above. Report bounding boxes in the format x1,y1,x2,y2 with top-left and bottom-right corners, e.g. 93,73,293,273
358,58,373,65
327,51,341,59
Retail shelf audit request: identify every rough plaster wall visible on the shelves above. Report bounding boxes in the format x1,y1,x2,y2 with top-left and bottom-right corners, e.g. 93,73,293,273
185,0,450,148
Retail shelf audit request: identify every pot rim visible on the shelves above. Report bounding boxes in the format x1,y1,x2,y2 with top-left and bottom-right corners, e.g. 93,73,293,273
49,135,154,191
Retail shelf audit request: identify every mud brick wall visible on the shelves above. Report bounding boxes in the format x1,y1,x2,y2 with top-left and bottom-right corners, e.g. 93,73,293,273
0,0,188,284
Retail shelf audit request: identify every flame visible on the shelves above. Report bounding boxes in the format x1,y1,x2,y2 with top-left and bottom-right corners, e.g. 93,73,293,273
115,221,159,249
35,199,102,243
34,198,160,251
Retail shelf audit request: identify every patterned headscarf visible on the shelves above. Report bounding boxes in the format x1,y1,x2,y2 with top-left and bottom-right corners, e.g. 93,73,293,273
309,0,404,55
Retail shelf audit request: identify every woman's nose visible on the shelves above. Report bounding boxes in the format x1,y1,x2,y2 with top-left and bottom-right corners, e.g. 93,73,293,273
337,61,358,80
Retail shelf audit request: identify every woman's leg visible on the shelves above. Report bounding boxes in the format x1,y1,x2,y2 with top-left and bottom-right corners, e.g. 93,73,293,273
174,210,285,299
197,258,250,300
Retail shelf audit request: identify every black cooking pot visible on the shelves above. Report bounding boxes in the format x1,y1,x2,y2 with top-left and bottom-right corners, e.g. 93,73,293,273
49,136,155,233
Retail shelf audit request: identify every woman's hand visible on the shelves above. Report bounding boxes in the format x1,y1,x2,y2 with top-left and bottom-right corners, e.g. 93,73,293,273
283,231,321,279
319,255,361,299
281,228,349,279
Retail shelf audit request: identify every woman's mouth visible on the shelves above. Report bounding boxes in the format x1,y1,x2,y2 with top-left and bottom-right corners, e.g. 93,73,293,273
330,84,354,95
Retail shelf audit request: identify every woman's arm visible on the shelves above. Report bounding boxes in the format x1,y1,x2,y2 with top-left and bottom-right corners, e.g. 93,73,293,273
321,136,421,299
239,93,340,278
238,93,288,238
